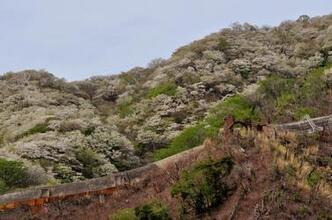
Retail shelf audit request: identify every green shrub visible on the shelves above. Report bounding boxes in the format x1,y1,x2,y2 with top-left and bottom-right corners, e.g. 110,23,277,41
15,122,50,140
53,164,75,183
257,63,332,122
171,157,234,215
285,164,296,177
0,179,8,194
120,73,137,85
208,95,260,124
307,170,321,187
154,122,217,160
110,208,137,220
299,65,328,102
0,158,28,191
147,82,178,98
135,200,171,220
217,37,230,51
276,93,296,113
82,126,96,136
75,147,103,178
0,133,4,146
294,107,315,120
154,95,259,160
258,75,295,101
116,99,134,118
110,201,170,220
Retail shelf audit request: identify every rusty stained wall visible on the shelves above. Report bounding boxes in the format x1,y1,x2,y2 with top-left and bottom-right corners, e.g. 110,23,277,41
0,143,208,212
0,163,159,211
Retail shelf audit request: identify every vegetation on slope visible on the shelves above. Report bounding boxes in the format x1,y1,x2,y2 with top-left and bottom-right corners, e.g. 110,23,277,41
0,14,331,187
111,124,331,219
110,200,170,220
146,81,178,98
154,61,332,160
256,62,332,123
15,122,50,141
0,158,45,194
171,157,234,215
154,95,259,160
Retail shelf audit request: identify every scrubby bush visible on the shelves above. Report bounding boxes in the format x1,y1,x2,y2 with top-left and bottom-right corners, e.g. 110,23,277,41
148,58,167,69
24,166,48,186
15,122,50,140
110,208,137,220
59,120,82,133
299,64,328,102
294,107,315,120
135,200,171,220
119,72,138,85
276,93,296,114
53,164,75,183
82,126,96,136
110,201,170,220
147,82,178,98
115,98,134,118
0,179,9,194
257,75,296,122
256,63,332,122
217,37,230,52
208,95,260,125
0,159,27,186
177,72,201,85
154,123,209,160
258,75,295,100
154,95,259,160
118,67,153,87
171,157,234,215
307,170,321,187
75,147,103,178
0,133,4,146
0,158,29,193
75,81,98,99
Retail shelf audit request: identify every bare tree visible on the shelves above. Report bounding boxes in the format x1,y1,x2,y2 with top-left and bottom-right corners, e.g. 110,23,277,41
147,58,167,69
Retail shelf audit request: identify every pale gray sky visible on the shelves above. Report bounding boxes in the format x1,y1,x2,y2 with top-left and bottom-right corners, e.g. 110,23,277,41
0,0,331,80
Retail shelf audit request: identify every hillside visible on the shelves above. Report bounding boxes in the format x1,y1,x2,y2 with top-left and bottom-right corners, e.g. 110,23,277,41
0,13,331,197
1,117,331,219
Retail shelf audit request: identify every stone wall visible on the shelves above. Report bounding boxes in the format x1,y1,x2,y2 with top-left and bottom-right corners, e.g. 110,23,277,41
0,144,206,211
0,163,159,210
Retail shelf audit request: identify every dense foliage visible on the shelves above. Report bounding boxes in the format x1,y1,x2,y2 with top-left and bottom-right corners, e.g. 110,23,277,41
15,122,50,140
256,63,332,122
154,95,259,160
75,147,104,178
171,157,234,215
110,200,170,220
110,208,137,220
0,159,28,194
135,200,171,220
146,82,178,98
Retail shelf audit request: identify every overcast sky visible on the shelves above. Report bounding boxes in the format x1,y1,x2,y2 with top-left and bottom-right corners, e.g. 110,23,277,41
0,1,331,81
